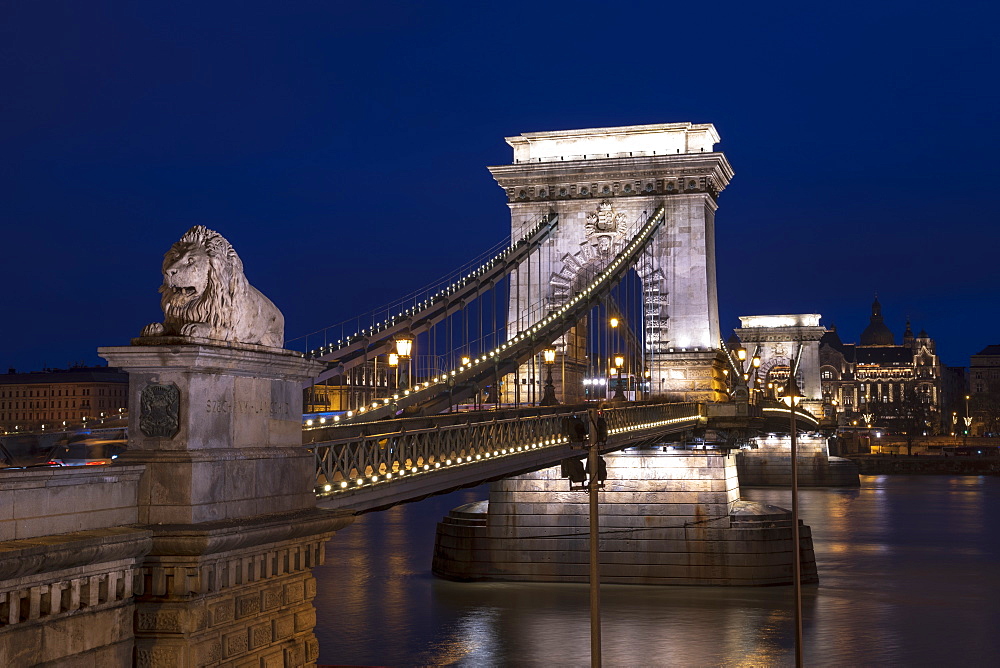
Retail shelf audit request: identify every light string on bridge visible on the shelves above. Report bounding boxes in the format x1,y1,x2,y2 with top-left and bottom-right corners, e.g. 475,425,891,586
295,212,556,358
314,205,668,423
311,402,702,498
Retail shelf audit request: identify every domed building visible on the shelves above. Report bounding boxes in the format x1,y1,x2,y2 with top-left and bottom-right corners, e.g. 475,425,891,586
860,297,895,346
819,297,943,433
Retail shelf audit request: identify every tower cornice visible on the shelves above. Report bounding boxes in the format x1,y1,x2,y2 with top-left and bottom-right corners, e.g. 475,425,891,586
488,153,734,204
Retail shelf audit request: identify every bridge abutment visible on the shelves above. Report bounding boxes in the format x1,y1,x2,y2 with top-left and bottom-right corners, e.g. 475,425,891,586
0,466,150,666
98,341,353,666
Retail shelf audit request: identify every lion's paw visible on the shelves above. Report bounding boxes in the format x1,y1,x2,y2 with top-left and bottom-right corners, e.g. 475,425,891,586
141,323,165,337
180,322,211,338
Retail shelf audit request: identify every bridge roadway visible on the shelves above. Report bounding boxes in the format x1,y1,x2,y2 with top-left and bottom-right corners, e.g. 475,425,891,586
307,400,703,513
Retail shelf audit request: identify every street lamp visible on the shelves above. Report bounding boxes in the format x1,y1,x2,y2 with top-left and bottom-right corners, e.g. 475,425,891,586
612,355,626,401
387,352,399,396
964,394,971,445
727,344,762,404
395,335,413,392
782,371,804,668
540,349,559,406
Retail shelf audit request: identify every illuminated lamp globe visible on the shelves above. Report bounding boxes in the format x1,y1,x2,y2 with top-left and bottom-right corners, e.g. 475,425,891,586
543,348,556,364
782,375,803,407
395,336,413,358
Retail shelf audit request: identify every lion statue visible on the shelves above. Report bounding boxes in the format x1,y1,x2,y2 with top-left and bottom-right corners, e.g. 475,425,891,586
140,225,284,348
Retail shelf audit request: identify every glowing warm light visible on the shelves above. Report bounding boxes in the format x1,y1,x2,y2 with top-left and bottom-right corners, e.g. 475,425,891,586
543,348,556,364
609,317,619,328
782,376,803,407
461,356,471,365
395,336,413,357
614,355,624,368
388,353,399,367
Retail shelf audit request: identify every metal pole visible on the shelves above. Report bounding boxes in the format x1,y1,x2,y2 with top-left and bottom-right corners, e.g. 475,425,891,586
790,404,803,668
964,395,970,446
588,412,602,668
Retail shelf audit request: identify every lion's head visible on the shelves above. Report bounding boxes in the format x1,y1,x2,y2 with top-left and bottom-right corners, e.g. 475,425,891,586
143,225,284,347
159,225,246,327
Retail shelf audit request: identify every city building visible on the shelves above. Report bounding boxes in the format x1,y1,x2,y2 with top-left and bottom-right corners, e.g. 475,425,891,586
0,365,128,430
968,345,1000,436
818,297,943,433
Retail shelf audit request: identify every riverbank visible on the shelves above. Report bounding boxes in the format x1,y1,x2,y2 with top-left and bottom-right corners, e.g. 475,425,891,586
847,454,1000,475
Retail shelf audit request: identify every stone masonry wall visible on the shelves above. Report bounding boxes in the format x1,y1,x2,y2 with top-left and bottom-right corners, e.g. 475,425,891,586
737,435,860,487
435,449,817,586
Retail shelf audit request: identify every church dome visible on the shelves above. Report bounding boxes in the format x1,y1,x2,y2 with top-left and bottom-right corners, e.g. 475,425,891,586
860,297,895,346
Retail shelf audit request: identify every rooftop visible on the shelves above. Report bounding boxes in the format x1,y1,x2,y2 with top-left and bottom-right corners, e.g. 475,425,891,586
505,122,720,163
0,366,127,385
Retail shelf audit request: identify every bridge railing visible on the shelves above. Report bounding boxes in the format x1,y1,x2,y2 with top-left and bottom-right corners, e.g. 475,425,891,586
310,401,702,497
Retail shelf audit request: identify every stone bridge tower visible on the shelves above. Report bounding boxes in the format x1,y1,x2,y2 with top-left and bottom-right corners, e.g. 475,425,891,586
488,123,734,402
734,314,828,417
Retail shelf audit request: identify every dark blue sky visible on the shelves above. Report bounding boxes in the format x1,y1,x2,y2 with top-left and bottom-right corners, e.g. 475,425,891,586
2,0,996,370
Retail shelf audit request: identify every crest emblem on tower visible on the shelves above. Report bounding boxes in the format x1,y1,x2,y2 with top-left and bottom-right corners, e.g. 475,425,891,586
585,201,627,256
586,200,627,239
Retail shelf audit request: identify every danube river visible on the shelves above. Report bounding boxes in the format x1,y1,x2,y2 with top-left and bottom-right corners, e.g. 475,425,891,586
313,475,1000,666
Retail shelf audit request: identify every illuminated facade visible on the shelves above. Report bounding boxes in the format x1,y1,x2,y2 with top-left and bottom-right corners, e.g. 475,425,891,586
819,297,942,432
969,345,1000,436
0,366,128,430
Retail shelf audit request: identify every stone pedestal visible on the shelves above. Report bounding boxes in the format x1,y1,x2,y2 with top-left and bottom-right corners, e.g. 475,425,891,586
99,340,353,666
99,341,321,525
434,449,817,586
649,349,729,402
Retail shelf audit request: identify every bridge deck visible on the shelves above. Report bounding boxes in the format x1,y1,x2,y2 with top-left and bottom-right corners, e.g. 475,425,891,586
309,401,703,512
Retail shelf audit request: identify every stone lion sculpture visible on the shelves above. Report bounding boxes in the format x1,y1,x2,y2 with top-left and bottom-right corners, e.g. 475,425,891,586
140,225,285,348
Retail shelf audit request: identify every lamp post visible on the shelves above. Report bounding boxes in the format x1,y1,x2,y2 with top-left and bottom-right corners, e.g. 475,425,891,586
609,316,620,401
387,352,399,397
540,349,559,406
750,352,761,402
964,394,971,445
395,335,413,392
728,345,762,404
862,412,874,453
612,355,626,401
782,370,804,668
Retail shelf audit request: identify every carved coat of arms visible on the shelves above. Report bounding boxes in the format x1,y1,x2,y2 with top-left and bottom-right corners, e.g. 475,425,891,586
139,383,180,438
585,201,626,253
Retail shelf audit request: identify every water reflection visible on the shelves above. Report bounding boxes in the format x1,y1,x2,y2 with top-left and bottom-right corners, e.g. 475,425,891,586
314,476,1000,666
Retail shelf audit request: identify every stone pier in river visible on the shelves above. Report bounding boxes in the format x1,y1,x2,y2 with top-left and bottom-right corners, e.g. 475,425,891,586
434,448,817,585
